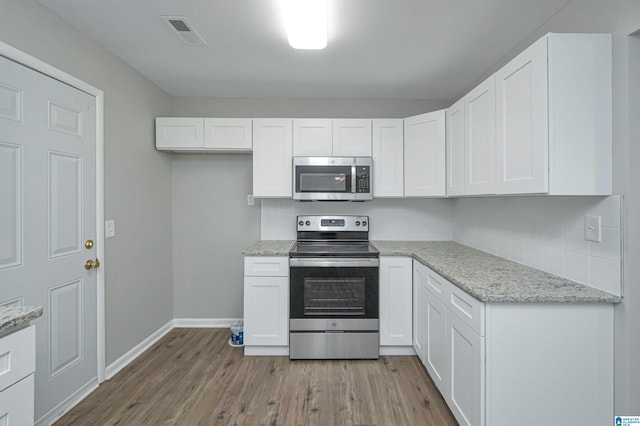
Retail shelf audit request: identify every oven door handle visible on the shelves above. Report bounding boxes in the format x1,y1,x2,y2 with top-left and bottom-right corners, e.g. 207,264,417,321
290,258,379,268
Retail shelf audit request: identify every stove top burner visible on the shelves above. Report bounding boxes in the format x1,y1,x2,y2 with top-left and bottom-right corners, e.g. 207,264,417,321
289,241,379,258
291,215,378,258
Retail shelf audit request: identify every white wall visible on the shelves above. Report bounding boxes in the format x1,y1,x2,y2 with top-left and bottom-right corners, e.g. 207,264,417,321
626,30,640,411
261,198,453,241
0,0,174,366
453,196,622,295
172,154,259,319
453,0,640,413
170,97,450,119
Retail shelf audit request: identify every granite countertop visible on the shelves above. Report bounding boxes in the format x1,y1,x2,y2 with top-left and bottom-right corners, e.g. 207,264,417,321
242,239,620,303
0,305,43,335
372,241,620,303
243,240,295,256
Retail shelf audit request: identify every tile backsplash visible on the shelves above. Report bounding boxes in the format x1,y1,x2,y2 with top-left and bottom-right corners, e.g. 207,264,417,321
452,196,622,296
260,198,454,241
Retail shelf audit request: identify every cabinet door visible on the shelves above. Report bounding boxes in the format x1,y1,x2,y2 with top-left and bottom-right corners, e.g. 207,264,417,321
252,119,293,197
155,117,203,150
413,260,427,363
292,118,332,156
404,110,446,197
372,119,404,197
465,76,496,195
204,118,252,150
495,35,548,194
424,288,448,395
244,276,289,346
447,312,485,426
332,119,372,156
446,98,465,196
379,257,413,346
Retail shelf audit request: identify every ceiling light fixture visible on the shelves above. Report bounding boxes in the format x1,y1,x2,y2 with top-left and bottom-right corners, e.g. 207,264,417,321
279,0,328,50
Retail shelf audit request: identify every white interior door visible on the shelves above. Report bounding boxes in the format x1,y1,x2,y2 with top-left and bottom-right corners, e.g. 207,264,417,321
0,56,98,422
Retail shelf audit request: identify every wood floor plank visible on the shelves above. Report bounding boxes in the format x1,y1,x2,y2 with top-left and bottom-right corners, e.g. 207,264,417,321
54,329,457,426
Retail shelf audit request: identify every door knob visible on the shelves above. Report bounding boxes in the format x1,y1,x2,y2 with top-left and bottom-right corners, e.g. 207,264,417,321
84,259,101,270
85,239,94,249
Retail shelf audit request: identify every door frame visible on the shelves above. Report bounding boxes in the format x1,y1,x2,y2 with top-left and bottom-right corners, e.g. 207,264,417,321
0,41,106,383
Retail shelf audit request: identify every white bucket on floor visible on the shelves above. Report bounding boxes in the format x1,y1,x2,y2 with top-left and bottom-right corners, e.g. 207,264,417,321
230,321,243,346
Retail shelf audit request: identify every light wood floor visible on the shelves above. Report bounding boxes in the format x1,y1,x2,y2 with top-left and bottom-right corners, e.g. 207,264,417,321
55,328,457,425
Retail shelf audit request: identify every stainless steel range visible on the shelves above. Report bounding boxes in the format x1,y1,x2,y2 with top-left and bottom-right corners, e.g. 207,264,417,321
289,215,380,360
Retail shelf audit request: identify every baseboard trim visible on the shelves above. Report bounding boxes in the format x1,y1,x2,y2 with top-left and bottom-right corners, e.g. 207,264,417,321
380,346,416,356
105,319,173,380
36,377,98,426
173,318,241,328
244,346,289,356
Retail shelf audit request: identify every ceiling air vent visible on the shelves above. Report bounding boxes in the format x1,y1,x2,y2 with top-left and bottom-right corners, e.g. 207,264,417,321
160,16,206,46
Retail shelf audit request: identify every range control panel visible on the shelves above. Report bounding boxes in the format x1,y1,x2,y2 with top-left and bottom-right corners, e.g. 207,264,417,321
296,215,369,232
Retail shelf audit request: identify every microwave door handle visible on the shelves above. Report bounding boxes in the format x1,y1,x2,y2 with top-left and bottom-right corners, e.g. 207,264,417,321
351,165,356,193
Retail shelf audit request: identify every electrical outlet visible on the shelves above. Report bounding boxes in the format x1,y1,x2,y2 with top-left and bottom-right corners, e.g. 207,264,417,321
105,220,116,238
584,216,601,242
247,195,254,206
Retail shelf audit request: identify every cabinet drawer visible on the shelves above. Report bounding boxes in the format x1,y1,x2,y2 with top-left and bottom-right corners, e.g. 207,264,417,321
0,373,34,425
425,268,450,303
448,285,485,336
0,325,35,392
244,256,289,277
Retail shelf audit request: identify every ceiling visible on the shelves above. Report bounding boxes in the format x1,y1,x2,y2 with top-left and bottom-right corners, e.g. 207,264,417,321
37,0,571,100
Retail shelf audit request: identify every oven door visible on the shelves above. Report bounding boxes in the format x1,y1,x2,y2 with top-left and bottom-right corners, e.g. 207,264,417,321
289,258,379,332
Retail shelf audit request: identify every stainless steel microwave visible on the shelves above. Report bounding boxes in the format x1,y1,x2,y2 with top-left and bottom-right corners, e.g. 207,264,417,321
293,157,373,201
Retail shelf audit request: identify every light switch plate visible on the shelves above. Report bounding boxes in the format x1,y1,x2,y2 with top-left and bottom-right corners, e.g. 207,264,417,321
247,195,254,206
105,220,116,238
584,216,601,242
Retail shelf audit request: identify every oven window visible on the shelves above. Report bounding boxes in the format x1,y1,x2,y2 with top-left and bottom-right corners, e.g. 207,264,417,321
303,278,365,316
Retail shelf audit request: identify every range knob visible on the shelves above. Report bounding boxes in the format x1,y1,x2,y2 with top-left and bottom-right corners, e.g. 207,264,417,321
362,221,367,226
298,221,304,226
305,221,311,226
355,221,361,226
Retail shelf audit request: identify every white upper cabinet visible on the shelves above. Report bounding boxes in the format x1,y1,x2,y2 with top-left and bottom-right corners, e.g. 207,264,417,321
404,110,446,197
446,33,612,197
446,98,465,197
332,119,372,156
465,76,496,195
496,36,548,194
155,117,204,150
372,119,404,197
204,118,252,151
495,33,612,195
156,117,252,152
252,119,293,197
292,119,372,157
292,118,333,156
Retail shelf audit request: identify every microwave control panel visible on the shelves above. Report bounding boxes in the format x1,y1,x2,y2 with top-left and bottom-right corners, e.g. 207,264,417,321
355,166,370,193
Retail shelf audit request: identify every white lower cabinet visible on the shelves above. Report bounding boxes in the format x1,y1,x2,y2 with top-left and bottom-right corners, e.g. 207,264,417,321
415,260,613,426
379,257,413,346
417,261,484,426
0,325,36,425
413,261,427,363
243,257,289,351
446,309,484,426
423,288,448,395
